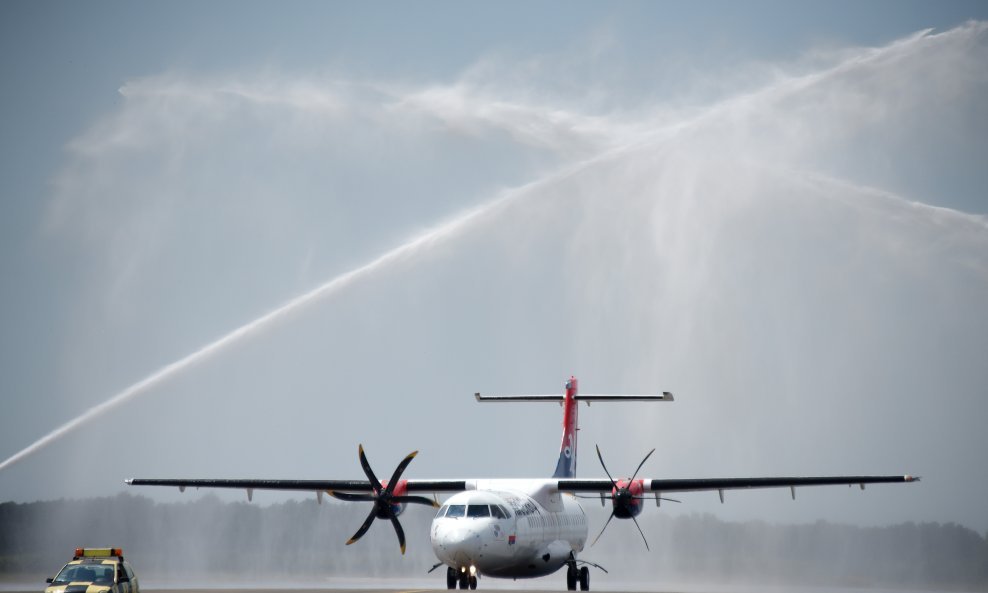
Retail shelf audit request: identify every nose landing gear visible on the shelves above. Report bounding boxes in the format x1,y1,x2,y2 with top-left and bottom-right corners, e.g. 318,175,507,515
446,566,477,590
565,564,589,591
566,557,593,591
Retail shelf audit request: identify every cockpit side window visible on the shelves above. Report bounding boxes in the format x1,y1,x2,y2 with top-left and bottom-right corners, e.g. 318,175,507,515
446,504,466,517
437,505,449,518
467,504,491,518
490,505,508,519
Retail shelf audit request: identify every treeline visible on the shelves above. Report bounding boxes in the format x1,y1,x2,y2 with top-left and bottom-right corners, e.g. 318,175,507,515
1,493,986,590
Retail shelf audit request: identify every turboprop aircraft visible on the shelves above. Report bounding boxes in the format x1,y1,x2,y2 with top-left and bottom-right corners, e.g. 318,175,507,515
127,377,918,591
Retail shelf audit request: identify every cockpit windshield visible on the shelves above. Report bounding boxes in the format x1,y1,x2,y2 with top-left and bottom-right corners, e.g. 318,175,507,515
439,503,511,519
467,504,491,518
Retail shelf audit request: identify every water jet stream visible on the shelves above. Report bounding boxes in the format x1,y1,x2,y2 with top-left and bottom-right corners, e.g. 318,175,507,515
0,211,488,471
0,152,606,473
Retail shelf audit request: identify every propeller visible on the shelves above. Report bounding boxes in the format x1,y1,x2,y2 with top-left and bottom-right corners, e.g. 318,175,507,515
329,444,437,554
590,444,656,550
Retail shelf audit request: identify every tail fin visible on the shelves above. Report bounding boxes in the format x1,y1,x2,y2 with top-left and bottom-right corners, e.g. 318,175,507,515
553,377,579,478
474,377,674,479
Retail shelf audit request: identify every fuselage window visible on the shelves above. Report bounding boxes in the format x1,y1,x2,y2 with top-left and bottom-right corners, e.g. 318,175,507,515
446,504,466,518
467,504,491,518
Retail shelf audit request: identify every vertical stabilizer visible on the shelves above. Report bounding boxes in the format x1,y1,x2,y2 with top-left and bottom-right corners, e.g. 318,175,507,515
552,377,579,478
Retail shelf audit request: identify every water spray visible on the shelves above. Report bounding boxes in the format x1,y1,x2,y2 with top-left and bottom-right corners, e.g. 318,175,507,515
3,23,984,474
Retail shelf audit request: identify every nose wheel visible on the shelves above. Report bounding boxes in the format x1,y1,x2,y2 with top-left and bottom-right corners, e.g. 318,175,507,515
447,567,477,590
566,563,590,591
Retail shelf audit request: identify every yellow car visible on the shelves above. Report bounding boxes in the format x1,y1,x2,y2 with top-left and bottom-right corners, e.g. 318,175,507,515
45,548,139,593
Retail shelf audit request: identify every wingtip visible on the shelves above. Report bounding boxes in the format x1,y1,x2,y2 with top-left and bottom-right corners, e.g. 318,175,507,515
124,479,133,485
905,475,921,482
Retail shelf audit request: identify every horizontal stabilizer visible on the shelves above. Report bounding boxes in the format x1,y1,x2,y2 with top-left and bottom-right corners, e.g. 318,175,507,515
475,393,674,402
577,393,673,402
475,394,565,402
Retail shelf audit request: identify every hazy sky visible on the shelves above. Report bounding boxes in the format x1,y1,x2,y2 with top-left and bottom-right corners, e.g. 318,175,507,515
1,0,987,536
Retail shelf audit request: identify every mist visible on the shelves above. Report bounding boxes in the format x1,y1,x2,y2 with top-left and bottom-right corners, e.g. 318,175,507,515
1,18,987,585
3,495,985,590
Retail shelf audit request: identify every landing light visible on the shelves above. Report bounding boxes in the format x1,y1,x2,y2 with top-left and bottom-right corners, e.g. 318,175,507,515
469,565,477,576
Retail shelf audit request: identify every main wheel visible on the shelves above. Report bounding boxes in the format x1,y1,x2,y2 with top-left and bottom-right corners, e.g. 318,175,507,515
566,565,577,591
469,575,477,590
446,567,457,590
458,572,468,590
578,566,590,591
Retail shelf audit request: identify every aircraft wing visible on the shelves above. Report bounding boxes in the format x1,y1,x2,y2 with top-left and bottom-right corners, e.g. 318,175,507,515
559,475,918,495
126,478,468,493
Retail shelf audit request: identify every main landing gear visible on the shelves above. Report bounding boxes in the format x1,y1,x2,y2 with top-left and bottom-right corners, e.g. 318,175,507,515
566,561,590,591
446,567,477,590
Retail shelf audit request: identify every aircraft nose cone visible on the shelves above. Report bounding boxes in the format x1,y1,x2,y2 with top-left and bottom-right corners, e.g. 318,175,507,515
434,523,485,565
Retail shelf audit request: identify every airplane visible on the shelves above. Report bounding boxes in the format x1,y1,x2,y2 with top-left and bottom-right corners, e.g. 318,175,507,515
126,376,918,591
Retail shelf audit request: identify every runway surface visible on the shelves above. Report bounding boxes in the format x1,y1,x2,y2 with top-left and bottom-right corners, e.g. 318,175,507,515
3,576,693,593
3,580,949,593
5,586,960,593
1,587,696,593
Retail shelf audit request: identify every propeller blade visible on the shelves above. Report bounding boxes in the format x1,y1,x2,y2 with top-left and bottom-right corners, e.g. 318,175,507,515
346,507,378,545
590,511,616,547
390,513,407,554
392,495,440,507
357,444,383,493
340,446,424,554
384,450,419,495
629,448,656,483
595,445,617,488
630,514,650,550
328,491,376,503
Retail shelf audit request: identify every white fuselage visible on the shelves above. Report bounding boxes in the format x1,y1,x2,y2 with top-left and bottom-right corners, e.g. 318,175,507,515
430,479,589,578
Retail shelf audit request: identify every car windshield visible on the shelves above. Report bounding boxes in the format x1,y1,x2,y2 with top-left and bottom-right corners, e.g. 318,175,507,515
53,564,114,584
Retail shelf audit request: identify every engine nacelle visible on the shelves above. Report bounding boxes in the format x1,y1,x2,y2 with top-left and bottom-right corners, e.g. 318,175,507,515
611,479,645,518
379,479,408,518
